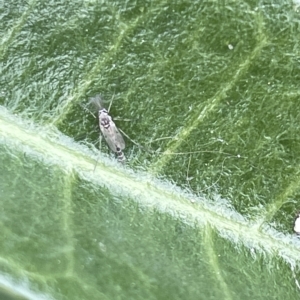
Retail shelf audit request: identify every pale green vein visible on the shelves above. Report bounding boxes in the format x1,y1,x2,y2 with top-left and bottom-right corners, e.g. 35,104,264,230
149,12,268,175
258,173,300,228
50,0,165,127
0,254,108,300
0,254,55,286
0,0,38,59
253,13,300,228
61,173,76,277
50,14,142,126
122,15,214,107
204,226,233,300
0,106,299,266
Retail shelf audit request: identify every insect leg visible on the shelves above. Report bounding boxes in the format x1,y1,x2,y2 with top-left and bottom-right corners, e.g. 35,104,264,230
107,93,115,112
118,128,153,153
80,102,97,119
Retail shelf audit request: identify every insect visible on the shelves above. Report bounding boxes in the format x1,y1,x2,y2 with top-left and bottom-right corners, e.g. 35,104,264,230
89,95,126,163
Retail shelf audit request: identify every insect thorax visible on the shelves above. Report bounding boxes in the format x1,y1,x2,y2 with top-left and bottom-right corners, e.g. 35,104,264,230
99,109,112,129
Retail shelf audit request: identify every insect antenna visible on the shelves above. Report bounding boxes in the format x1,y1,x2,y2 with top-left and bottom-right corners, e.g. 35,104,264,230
88,94,104,112
107,93,115,112
79,102,97,119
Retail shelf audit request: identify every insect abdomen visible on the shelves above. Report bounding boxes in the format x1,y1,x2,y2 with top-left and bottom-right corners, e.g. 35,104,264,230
116,147,126,163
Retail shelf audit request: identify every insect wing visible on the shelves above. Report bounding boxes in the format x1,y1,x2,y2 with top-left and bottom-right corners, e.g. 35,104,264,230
112,126,125,150
100,123,125,152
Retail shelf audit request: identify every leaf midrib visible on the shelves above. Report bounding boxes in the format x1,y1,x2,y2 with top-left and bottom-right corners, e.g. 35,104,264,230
0,106,299,265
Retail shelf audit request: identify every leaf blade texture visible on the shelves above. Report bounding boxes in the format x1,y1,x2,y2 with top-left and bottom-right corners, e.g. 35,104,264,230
1,1,300,299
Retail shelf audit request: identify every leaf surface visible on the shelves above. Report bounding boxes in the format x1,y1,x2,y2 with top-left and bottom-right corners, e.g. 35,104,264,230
1,1,300,299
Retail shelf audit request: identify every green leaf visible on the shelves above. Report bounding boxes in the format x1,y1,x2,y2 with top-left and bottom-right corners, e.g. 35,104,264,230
1,1,300,299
